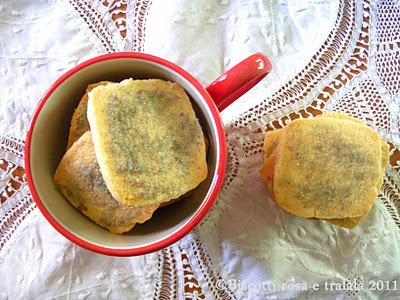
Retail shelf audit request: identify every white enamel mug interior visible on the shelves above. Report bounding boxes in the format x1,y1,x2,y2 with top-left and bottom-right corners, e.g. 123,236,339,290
25,53,225,256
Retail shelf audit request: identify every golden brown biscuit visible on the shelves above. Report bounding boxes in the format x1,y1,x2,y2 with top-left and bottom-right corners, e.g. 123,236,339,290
67,81,112,149
312,113,388,222
260,113,389,227
260,142,280,192
160,137,208,207
87,79,208,206
262,132,368,229
54,131,158,234
327,216,364,229
274,118,384,219
261,135,362,228
262,129,283,161
263,113,367,163
160,189,196,207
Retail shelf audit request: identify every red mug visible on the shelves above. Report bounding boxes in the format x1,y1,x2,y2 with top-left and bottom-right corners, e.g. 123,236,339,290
25,52,271,256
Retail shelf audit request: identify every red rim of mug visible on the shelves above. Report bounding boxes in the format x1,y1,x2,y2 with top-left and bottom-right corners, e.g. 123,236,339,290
25,52,227,256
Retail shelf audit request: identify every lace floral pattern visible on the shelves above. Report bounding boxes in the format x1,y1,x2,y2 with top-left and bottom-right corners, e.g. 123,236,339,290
68,0,152,52
0,0,152,246
1,0,400,298
151,0,399,298
0,0,106,252
233,0,357,130
375,0,400,97
204,0,400,298
0,136,35,250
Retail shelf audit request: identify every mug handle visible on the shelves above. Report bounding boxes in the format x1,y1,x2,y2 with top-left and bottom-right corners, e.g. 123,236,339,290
206,53,272,111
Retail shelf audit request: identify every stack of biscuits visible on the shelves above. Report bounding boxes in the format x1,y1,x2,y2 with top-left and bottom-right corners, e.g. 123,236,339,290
260,112,389,228
54,79,208,234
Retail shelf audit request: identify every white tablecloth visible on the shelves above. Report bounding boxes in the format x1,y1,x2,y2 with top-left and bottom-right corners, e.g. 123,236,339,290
1,0,400,299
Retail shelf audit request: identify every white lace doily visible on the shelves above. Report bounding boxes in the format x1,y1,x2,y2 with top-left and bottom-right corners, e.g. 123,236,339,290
1,0,400,299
